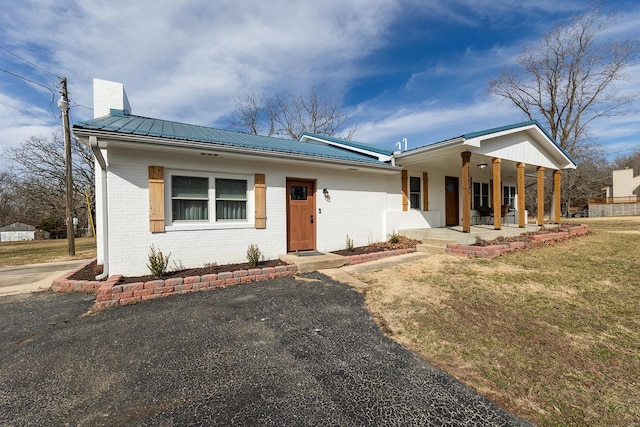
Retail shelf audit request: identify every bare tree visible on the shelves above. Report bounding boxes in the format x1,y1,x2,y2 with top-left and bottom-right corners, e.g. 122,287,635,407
613,150,640,171
4,132,95,231
0,171,19,226
231,87,357,140
489,6,639,153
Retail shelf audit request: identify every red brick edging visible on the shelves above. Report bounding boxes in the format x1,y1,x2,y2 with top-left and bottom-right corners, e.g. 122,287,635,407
445,224,588,259
52,262,298,309
52,247,417,309
345,247,416,265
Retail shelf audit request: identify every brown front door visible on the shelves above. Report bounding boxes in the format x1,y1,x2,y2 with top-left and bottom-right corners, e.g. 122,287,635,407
286,179,316,252
445,176,459,226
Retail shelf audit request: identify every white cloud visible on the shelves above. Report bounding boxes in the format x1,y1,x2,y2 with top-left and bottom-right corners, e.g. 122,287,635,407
353,96,524,148
1,0,399,126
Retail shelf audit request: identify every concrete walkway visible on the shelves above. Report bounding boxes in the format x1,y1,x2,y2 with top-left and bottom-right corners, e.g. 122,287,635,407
0,259,91,297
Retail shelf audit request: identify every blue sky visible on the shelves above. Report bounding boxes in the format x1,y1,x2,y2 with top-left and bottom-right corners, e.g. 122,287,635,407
0,0,638,166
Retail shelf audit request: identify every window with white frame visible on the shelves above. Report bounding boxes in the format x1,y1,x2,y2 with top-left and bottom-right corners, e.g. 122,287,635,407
410,176,421,209
215,178,247,220
503,185,516,208
172,176,209,221
473,182,489,209
170,173,248,223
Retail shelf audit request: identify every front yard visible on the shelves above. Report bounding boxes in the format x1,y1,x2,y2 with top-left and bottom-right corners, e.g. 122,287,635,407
0,237,97,267
356,217,640,426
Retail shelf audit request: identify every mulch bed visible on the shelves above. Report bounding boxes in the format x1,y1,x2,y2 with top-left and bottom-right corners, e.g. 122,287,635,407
331,236,421,256
69,235,422,283
69,259,289,284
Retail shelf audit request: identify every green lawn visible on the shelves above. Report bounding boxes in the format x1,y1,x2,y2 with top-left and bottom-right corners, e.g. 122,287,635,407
0,237,97,267
358,217,640,426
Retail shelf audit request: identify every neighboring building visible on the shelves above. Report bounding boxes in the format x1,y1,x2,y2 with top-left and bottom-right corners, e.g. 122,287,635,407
593,168,640,217
603,168,640,199
73,79,575,277
0,222,43,242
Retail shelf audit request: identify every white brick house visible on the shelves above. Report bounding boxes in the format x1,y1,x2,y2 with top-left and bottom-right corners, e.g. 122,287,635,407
73,79,575,277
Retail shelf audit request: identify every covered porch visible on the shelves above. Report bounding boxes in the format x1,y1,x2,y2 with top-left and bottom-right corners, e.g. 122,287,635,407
392,121,576,233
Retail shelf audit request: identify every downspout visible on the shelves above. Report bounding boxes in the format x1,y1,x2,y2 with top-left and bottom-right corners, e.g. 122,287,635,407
89,136,109,280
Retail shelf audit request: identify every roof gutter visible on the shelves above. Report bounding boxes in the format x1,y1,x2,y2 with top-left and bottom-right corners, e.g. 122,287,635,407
89,136,109,281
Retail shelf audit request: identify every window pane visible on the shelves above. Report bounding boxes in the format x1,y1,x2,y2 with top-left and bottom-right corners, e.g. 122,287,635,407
172,199,208,221
172,176,208,198
481,183,489,207
410,194,420,209
216,179,247,200
410,176,420,193
216,200,247,220
215,179,247,220
290,186,307,201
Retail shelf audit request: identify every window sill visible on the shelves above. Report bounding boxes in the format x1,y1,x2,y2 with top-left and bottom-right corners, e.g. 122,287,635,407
165,222,254,232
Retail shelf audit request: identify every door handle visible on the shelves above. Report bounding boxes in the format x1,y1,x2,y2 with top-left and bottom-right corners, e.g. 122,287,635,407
310,215,314,224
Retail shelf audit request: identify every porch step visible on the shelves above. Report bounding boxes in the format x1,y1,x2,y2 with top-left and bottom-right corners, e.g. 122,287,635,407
279,252,348,273
400,228,458,241
419,237,456,246
416,243,447,254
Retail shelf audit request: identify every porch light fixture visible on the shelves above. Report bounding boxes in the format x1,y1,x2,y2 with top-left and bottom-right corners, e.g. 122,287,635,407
323,188,329,197
477,163,488,169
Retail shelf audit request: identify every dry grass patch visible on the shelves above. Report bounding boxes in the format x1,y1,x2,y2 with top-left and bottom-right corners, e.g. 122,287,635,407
0,237,97,267
357,218,640,426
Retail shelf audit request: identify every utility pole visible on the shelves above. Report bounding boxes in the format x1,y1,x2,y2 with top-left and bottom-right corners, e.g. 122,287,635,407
58,77,75,256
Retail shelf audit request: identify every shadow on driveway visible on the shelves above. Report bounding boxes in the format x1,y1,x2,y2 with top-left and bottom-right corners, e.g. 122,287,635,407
0,273,532,426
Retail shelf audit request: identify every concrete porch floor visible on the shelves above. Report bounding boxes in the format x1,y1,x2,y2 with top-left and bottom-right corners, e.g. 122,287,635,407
400,223,552,245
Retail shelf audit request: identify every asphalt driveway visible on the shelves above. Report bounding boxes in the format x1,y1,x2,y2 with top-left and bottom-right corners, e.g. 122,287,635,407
0,273,532,426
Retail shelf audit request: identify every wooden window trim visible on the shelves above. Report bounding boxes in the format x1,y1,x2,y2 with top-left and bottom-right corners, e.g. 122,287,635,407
149,166,165,233
254,173,266,229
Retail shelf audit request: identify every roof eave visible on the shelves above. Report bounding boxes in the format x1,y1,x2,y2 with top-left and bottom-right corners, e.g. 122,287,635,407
300,134,392,161
74,128,400,173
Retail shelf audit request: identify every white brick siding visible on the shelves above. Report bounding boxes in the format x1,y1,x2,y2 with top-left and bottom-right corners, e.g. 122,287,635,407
100,146,399,276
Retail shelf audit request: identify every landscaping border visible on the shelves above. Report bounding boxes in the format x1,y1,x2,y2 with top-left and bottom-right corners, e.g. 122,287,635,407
445,224,588,259
51,247,418,309
52,262,298,309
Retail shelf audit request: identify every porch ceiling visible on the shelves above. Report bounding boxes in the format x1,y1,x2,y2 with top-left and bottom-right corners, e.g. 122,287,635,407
396,145,540,178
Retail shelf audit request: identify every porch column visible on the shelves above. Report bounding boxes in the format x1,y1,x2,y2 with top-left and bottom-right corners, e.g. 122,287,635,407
517,162,526,228
537,166,545,225
461,151,471,233
492,158,502,230
401,170,408,212
553,170,562,223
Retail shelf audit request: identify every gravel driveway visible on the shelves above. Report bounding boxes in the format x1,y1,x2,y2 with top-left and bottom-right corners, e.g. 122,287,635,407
0,273,532,426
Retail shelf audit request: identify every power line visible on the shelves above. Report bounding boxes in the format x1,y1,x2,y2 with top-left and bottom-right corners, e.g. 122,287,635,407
0,99,61,127
0,45,60,78
0,67,57,99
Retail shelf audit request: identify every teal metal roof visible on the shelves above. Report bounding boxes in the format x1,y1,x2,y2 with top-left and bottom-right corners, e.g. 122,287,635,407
407,120,576,166
301,133,393,156
462,120,538,139
73,113,392,166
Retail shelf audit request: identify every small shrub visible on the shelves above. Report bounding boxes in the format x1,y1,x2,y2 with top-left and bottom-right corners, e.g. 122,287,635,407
171,259,186,272
204,261,218,268
246,243,262,267
345,234,354,252
146,245,170,278
388,230,400,244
